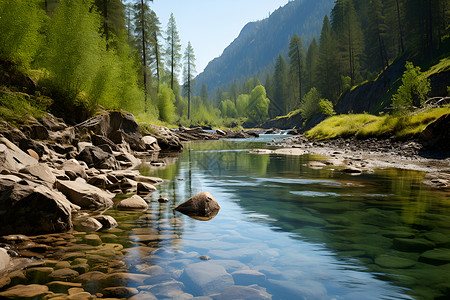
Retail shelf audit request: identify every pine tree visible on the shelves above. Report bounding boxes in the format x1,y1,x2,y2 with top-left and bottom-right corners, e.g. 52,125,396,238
288,34,304,110
367,0,389,71
305,38,319,94
200,83,209,106
148,9,162,92
165,13,182,90
183,41,196,120
93,0,126,50
271,55,289,117
132,0,153,112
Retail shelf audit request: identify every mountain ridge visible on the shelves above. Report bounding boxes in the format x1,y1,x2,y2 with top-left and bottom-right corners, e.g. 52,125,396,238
194,0,335,96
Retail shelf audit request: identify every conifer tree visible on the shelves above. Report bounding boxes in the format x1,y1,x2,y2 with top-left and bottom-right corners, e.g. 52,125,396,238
200,83,209,106
317,15,338,101
148,9,162,92
305,38,319,95
271,55,289,117
183,42,196,120
367,0,389,71
132,0,153,112
288,34,304,109
93,0,126,50
165,13,182,90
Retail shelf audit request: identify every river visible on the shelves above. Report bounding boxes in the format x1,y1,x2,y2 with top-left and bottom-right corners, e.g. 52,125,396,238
4,135,450,299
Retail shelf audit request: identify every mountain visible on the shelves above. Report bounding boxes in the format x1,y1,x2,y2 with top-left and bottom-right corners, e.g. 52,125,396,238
194,0,335,96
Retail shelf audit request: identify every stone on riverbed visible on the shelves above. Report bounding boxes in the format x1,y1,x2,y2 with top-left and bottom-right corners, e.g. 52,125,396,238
56,180,114,209
175,192,220,220
0,284,49,298
116,195,148,210
213,285,272,300
137,182,157,195
181,261,234,295
0,248,10,274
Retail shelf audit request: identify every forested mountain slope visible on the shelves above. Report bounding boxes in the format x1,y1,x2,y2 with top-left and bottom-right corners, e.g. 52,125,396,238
194,0,334,96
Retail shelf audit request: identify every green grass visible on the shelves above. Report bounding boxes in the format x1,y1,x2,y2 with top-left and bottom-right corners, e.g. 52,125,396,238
305,107,450,140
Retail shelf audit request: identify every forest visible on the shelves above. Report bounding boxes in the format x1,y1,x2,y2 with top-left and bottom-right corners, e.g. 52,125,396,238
0,0,449,129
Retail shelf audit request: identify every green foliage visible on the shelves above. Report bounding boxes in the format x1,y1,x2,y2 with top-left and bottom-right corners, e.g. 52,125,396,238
0,91,51,123
392,62,431,112
157,85,176,123
319,99,335,117
300,88,321,120
0,0,44,68
288,34,305,108
236,94,250,117
306,107,450,140
247,85,270,124
165,13,182,89
220,99,237,118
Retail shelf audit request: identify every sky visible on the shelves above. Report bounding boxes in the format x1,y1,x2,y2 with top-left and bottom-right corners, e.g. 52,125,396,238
150,0,289,75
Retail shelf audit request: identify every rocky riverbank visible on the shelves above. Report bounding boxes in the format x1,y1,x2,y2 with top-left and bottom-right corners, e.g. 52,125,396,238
254,134,450,190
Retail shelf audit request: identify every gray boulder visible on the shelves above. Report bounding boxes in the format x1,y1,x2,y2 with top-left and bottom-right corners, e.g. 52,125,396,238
77,146,120,170
0,136,38,172
175,192,220,220
94,215,118,229
142,135,161,151
61,159,87,180
144,124,183,151
0,181,73,235
0,248,10,274
116,195,148,210
56,180,114,209
20,163,56,184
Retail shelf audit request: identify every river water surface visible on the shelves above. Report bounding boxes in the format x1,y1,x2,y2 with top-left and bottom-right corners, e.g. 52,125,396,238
132,136,450,299
5,135,450,299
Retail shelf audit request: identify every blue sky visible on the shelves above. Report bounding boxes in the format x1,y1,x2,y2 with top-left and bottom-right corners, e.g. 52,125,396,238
150,0,289,75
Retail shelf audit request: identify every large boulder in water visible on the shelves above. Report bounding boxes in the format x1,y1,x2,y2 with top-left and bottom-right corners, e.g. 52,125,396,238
175,192,220,220
143,124,183,151
0,179,74,235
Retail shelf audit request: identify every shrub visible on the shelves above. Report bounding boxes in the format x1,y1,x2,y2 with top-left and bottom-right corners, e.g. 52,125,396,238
319,98,336,116
300,88,321,120
392,62,430,113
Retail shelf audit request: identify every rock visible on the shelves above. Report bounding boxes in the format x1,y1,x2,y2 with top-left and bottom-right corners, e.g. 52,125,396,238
75,271,106,292
392,238,435,252
216,129,226,136
56,180,114,209
116,195,148,210
87,175,112,189
419,249,450,265
27,149,39,160
99,272,151,288
25,267,54,284
0,284,49,298
120,177,137,190
231,270,266,286
420,113,450,148
134,175,164,185
175,192,220,220
374,255,416,269
48,127,76,145
142,135,161,151
267,279,327,300
158,196,169,203
103,286,139,298
212,286,272,300
94,215,118,229
49,268,80,282
20,163,56,183
84,234,102,246
140,281,187,298
46,281,82,293
0,183,73,235
130,291,158,300
115,151,140,168
144,124,183,151
181,261,234,295
61,160,87,180
0,248,10,273
109,111,146,151
22,123,49,140
91,134,120,152
0,136,38,172
78,217,103,232
137,182,157,195
77,146,120,170
40,113,67,131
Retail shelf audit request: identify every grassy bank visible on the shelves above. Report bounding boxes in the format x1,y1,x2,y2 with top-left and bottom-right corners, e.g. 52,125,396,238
305,107,450,140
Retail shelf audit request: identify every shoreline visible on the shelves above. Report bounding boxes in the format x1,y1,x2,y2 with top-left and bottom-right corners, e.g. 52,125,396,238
252,135,450,190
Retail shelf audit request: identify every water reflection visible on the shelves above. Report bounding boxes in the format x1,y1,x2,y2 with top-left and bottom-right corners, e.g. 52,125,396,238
138,139,450,299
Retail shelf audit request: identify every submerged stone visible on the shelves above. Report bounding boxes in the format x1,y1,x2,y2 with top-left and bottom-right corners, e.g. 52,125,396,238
419,249,450,265
374,255,416,269
213,285,272,300
392,238,435,252
0,284,49,298
181,261,234,295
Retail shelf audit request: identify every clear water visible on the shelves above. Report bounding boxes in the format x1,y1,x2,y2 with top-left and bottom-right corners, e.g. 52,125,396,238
129,137,450,299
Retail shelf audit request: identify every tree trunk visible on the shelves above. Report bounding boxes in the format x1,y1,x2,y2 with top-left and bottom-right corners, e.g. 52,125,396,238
188,52,191,120
154,31,160,93
103,0,109,50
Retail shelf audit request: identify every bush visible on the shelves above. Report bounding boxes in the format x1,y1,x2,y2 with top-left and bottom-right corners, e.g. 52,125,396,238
157,86,176,123
247,85,270,124
319,98,336,116
392,62,431,113
300,88,321,120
